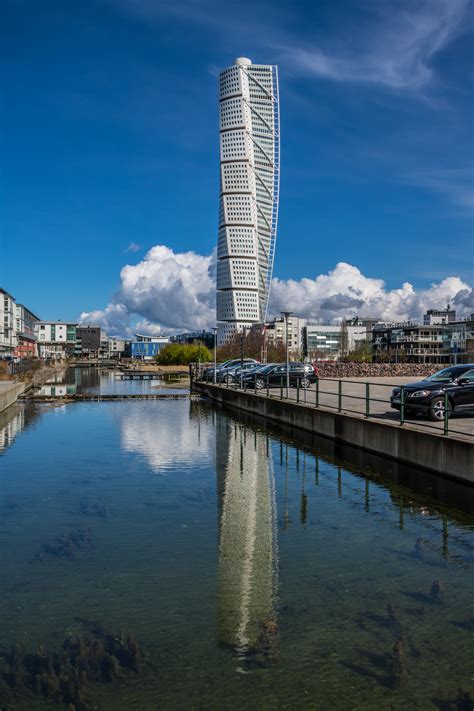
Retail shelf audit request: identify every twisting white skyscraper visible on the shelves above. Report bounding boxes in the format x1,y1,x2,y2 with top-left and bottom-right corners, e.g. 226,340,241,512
216,57,280,343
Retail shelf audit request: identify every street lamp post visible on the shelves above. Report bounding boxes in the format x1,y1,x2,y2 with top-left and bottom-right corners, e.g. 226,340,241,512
281,311,293,397
241,325,246,369
212,327,218,384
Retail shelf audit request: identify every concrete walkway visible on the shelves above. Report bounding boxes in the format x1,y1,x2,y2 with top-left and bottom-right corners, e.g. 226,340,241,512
229,377,474,442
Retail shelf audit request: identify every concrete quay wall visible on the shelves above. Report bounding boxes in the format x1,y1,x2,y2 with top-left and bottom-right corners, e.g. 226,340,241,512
0,382,27,413
194,383,473,485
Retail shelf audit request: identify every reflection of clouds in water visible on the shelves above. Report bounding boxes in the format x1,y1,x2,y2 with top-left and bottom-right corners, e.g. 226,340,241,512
119,403,214,473
217,419,278,653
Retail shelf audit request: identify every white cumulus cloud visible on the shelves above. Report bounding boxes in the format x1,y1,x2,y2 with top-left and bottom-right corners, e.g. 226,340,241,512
79,244,216,336
80,248,473,337
79,302,131,337
269,262,472,323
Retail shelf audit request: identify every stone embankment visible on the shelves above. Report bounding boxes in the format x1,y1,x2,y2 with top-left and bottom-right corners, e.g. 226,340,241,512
0,364,65,413
316,363,439,379
31,364,66,387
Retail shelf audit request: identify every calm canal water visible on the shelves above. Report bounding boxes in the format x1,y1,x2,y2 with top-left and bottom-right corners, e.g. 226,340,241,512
0,369,473,710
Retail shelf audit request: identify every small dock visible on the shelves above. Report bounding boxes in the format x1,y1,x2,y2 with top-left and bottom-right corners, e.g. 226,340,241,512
117,371,188,380
28,393,200,402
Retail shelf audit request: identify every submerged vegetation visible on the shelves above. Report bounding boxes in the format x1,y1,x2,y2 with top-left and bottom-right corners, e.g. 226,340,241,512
34,529,93,563
0,623,146,710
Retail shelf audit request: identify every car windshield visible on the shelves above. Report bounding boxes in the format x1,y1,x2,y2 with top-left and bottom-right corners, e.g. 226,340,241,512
426,367,466,382
257,364,277,374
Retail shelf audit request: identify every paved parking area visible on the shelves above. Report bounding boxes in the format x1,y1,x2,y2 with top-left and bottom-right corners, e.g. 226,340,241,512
229,377,474,442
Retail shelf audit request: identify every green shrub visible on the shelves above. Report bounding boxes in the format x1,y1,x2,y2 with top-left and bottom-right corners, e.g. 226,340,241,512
155,342,212,365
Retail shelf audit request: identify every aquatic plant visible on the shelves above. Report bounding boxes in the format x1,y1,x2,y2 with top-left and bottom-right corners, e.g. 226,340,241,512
430,579,444,604
0,623,145,709
389,637,405,688
387,604,400,622
241,618,279,670
34,528,93,562
80,500,109,519
461,616,474,632
448,688,473,710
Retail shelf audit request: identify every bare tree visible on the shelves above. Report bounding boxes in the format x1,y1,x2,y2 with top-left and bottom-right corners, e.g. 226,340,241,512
339,318,349,360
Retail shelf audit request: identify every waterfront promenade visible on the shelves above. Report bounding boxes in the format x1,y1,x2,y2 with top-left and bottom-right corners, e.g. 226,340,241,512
286,376,473,440
194,377,473,483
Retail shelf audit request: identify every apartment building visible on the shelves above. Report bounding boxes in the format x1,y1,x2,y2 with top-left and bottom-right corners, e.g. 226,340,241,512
35,321,77,359
372,310,474,363
0,288,18,356
303,322,369,361
0,288,39,358
264,316,305,355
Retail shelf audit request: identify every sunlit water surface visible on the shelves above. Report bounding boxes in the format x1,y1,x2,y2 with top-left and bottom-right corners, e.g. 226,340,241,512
0,374,473,710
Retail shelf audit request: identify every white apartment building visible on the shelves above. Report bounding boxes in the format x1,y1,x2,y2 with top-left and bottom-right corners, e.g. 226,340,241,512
265,316,306,354
1,288,39,358
35,321,77,359
107,338,126,358
216,57,280,343
15,304,38,341
304,323,369,360
0,288,17,356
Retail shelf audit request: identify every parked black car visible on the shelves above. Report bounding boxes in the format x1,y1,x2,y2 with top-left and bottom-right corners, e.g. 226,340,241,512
230,362,268,383
220,360,262,384
390,364,474,421
242,362,316,389
203,358,258,382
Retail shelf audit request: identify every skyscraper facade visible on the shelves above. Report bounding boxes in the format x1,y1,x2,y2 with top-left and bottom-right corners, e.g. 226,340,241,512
216,57,280,343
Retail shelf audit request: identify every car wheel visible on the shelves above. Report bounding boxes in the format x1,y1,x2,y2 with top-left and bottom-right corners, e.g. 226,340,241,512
428,397,452,422
223,374,232,384
301,377,311,389
255,378,265,390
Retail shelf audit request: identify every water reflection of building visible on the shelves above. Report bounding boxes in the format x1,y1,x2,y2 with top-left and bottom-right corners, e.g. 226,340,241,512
38,384,77,397
0,403,39,453
216,416,278,655
119,401,214,473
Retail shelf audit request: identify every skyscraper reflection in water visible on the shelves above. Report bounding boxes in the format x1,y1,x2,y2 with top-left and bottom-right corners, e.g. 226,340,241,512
216,416,278,666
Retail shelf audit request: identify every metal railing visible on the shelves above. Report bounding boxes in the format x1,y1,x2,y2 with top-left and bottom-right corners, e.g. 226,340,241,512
193,365,473,439
6,358,41,377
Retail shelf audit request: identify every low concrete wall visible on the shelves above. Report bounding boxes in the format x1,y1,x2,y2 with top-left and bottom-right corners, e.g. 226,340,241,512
0,382,26,413
195,383,474,485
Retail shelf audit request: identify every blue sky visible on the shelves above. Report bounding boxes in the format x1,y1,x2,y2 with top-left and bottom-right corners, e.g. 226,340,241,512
1,0,473,332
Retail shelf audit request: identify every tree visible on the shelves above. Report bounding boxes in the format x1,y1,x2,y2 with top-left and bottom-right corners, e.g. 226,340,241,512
155,342,212,365
216,328,288,364
307,348,328,362
339,318,349,360
345,341,373,362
